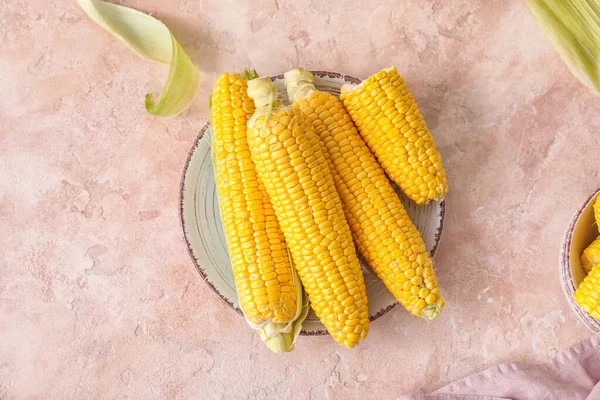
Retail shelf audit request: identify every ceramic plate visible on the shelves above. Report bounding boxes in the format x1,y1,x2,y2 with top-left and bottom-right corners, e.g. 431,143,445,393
560,188,600,334
180,71,446,335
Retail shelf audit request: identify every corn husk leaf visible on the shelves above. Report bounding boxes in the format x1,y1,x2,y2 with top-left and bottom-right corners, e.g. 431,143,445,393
526,0,600,95
76,0,199,117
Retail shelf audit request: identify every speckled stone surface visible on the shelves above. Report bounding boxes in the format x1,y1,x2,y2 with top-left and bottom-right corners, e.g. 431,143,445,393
1,0,598,398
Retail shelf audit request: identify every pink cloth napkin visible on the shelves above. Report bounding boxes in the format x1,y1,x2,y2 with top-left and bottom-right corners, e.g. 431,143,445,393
401,335,600,400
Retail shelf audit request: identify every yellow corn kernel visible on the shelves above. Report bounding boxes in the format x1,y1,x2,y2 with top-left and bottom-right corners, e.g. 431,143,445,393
340,67,448,205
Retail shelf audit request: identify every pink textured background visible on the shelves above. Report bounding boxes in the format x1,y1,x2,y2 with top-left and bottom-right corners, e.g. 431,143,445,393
1,0,598,398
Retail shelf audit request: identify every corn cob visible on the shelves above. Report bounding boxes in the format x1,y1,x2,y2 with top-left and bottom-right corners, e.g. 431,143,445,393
582,236,600,274
595,195,600,228
246,77,370,348
285,69,445,319
340,67,448,205
574,263,600,321
210,71,307,352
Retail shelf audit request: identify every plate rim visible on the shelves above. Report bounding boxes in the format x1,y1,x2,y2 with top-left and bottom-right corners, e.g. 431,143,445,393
559,187,600,334
179,70,447,336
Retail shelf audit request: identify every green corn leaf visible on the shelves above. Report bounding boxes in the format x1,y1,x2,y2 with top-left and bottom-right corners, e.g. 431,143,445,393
526,0,600,95
77,0,199,118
